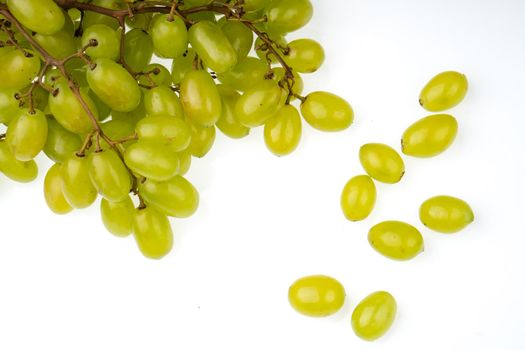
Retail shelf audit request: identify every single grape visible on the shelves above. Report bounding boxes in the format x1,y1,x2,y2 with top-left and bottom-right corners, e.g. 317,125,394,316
284,39,325,73
150,14,188,59
138,63,172,87
111,101,147,126
7,0,65,35
180,70,222,127
0,139,38,183
33,27,78,60
43,118,83,163
368,221,424,260
340,175,376,221
264,104,302,156
60,154,98,209
216,85,250,139
242,0,269,12
136,115,191,152
265,0,313,34
44,163,73,215
82,0,121,30
359,143,405,184
186,117,216,158
235,79,284,128
100,196,134,237
217,57,268,92
402,114,458,157
219,19,254,62
0,48,41,90
288,275,346,317
419,195,474,233
171,49,198,85
6,108,48,161
143,85,184,119
81,24,120,60
88,150,132,202
124,28,154,72
133,206,173,259
124,141,179,181
419,71,468,111
0,87,20,124
300,91,354,132
352,291,397,341
126,13,153,30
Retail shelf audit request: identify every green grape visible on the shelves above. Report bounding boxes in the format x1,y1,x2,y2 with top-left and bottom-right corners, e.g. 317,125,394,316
185,10,217,23
87,58,142,112
60,154,98,209
7,0,65,35
44,163,73,215
82,0,121,30
171,49,197,85
368,221,424,260
216,85,250,139
419,195,474,233
288,275,346,317
264,104,302,156
255,35,287,64
0,87,19,124
88,150,131,202
188,20,238,74
352,291,397,341
242,0,269,12
65,58,89,87
0,48,41,90
219,20,254,62
180,70,222,127
124,28,154,72
177,150,192,175
340,175,376,222
272,67,304,100
186,117,216,158
150,14,188,59
136,115,191,152
143,85,184,119
420,71,468,111
43,118,83,163
217,57,267,92
81,24,120,61
124,141,179,181
235,79,284,128
133,206,173,259
359,143,405,184
139,175,199,218
90,90,112,121
0,140,38,183
284,39,325,73
402,114,458,157
126,13,153,30
100,119,135,149
100,197,134,237
61,8,77,35
265,0,313,34
20,84,49,113
33,27,78,60
6,108,48,161
111,101,146,126
138,64,172,87
48,81,98,134
300,91,354,132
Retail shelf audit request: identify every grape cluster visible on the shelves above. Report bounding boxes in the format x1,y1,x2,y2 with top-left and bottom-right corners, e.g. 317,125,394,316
0,0,353,259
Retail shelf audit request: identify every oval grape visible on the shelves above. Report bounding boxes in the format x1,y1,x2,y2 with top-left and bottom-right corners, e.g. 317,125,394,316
368,221,424,260
288,275,346,317
352,291,397,341
419,195,474,233
359,143,405,184
402,114,458,157
341,175,376,221
419,71,468,111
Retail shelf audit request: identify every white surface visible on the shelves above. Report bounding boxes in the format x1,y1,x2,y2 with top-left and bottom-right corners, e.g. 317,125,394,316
1,0,525,349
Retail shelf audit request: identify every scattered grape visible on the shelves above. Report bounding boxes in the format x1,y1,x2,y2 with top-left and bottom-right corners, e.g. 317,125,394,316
300,91,353,132
402,114,458,157
368,221,424,261
351,291,397,341
341,175,376,221
419,71,468,111
288,275,346,317
359,143,405,184
419,195,474,233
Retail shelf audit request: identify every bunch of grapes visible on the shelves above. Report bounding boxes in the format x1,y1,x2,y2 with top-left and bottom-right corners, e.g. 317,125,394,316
0,0,353,259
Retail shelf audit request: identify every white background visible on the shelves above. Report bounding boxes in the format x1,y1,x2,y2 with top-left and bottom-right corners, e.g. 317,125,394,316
1,0,525,349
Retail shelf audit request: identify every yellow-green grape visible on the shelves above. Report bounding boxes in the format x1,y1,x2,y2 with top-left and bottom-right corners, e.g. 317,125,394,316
60,154,98,209
100,196,134,237
99,119,135,149
255,35,287,64
33,27,78,60
351,291,397,341
87,58,142,112
285,39,325,73
138,63,172,87
126,13,153,30
81,24,120,60
136,115,191,152
139,176,199,218
186,117,216,158
340,175,376,222
419,195,474,233
150,14,188,59
264,104,302,156
43,163,73,215
265,0,313,34
0,140,38,183
217,57,267,92
300,91,353,132
64,58,89,87
216,85,250,139
88,150,131,202
419,71,468,111
242,0,269,12
288,275,346,317
6,109,48,161
48,82,98,134
177,150,192,175
143,85,184,119
180,70,222,127
90,90,112,122
124,141,179,181
43,118,83,163
123,29,154,72
235,79,284,128
0,87,19,124
272,67,304,100
368,221,424,260
219,20,254,62
133,207,173,259
82,0,121,30
171,49,197,85
0,48,41,90
111,101,146,126
401,114,458,158
188,20,238,74
7,0,65,35
359,143,405,184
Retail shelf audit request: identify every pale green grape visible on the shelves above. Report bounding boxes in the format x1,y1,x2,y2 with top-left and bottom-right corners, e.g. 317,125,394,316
6,108,48,161
124,141,179,181
143,85,184,119
100,119,135,149
43,118,83,163
186,117,216,158
217,57,267,92
242,0,269,12
180,70,222,127
136,115,191,152
100,197,134,237
133,206,173,259
402,114,458,157
7,0,65,35
88,150,131,202
61,154,98,208
0,48,41,90
44,163,73,215
126,13,153,30
171,49,197,85
111,101,146,126
359,143,405,184
0,140,38,183
177,150,192,175
0,88,20,124
81,24,120,60
420,71,468,111
33,27,78,60
419,195,474,233
82,0,121,30
219,19,253,62
368,221,424,260
264,104,302,156
285,39,325,73
300,91,354,132
216,85,250,139
90,90,112,122
235,79,283,128
150,14,188,59
288,275,346,317
138,64,172,87
265,0,313,34
341,175,376,221
352,291,397,341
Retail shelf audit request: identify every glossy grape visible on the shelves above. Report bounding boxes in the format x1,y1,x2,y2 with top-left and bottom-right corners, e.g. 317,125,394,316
150,14,188,59
285,39,325,73
124,141,179,181
7,0,65,35
171,49,197,85
100,197,134,237
123,29,154,72
143,85,184,119
235,79,284,128
288,275,346,317
220,19,253,62
217,57,267,92
82,0,121,30
133,207,173,259
359,143,405,184
368,221,424,260
186,117,216,158
177,150,192,176
265,0,313,34
6,108,48,161
81,24,120,60
33,27,78,60
180,70,222,127
216,85,250,139
0,88,19,124
264,104,302,156
43,118,83,163
138,63,172,87
139,176,199,218
60,154,98,209
300,91,353,132
44,163,73,215
352,291,397,341
136,115,191,152
419,195,474,233
402,114,458,157
341,175,376,221
88,150,131,202
419,71,468,111
0,48,41,90
0,140,38,183
111,101,146,126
